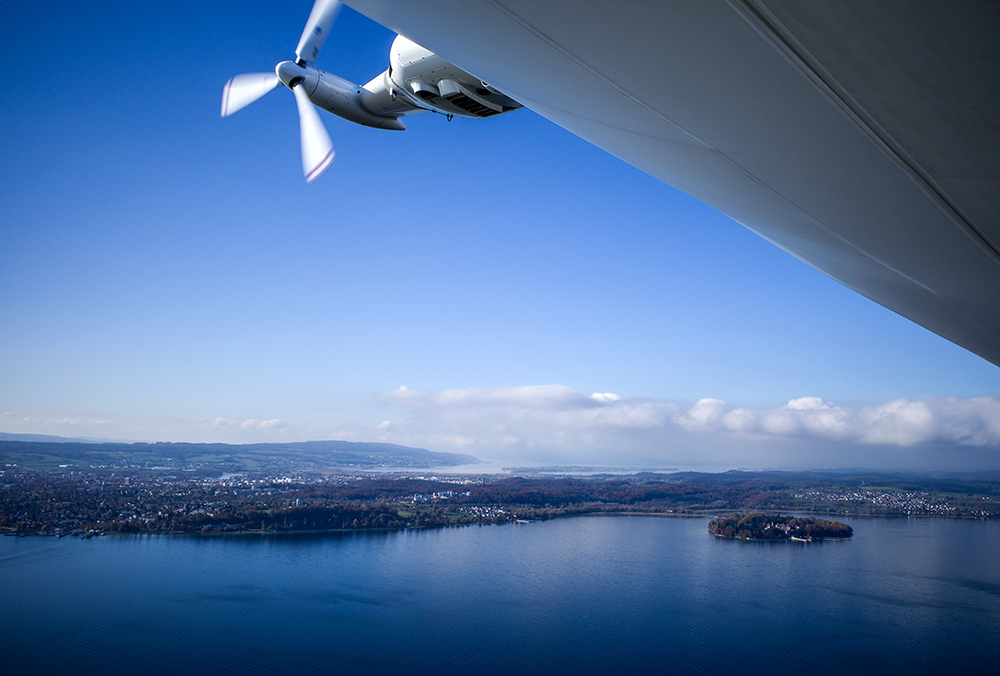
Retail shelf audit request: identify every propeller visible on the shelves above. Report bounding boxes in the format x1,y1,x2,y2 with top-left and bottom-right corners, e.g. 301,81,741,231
221,0,342,183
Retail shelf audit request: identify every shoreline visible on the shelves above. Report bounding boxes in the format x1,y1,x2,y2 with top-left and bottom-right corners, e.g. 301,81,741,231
3,508,994,539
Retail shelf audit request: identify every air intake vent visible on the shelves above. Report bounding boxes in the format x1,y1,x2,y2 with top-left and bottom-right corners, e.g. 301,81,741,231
443,92,502,117
441,82,503,117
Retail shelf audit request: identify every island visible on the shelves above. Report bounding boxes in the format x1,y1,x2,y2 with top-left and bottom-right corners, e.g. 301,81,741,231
708,512,853,541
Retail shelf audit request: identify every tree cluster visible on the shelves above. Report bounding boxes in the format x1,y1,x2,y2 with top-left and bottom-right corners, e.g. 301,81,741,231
707,512,853,540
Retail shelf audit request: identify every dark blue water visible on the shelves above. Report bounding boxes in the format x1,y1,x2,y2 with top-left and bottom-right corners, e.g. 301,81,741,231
2,516,998,675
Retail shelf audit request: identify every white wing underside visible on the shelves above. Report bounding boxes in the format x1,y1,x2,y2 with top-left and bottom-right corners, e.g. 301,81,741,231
342,0,1000,367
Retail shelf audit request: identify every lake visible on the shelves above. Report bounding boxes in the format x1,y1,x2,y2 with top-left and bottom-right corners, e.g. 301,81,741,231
2,515,998,675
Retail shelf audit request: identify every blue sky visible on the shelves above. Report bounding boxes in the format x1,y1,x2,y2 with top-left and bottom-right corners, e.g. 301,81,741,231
2,0,999,470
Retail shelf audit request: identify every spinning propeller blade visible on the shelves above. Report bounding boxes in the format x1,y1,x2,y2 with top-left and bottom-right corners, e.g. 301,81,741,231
220,73,280,117
295,0,341,64
293,85,335,183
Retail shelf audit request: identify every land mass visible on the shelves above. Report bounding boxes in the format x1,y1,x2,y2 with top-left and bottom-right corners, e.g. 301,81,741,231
708,512,852,541
0,439,479,472
1,460,998,537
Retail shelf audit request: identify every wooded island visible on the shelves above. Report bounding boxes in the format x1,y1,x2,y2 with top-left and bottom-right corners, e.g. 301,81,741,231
708,512,852,541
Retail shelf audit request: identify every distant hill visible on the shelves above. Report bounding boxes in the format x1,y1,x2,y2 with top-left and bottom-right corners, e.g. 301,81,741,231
0,438,480,472
0,432,124,444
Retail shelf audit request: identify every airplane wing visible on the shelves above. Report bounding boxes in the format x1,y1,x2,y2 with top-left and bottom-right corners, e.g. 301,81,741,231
342,0,1000,366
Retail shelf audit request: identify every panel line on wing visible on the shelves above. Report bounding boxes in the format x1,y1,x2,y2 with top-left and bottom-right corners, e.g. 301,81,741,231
729,0,1000,267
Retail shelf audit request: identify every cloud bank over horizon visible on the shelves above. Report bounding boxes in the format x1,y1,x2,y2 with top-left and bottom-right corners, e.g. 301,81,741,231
3,386,999,471
364,385,1000,470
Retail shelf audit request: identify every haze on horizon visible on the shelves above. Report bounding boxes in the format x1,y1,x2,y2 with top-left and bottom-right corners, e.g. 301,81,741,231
2,1,999,473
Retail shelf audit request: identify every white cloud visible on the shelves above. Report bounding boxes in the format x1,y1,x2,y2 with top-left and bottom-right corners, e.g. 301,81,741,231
678,398,730,430
591,392,621,402
373,385,1000,468
380,384,584,409
855,400,935,446
240,419,286,431
204,417,237,428
54,417,114,427
197,417,287,431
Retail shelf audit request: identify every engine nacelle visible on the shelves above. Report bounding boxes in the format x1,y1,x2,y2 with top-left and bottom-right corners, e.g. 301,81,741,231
384,36,522,119
277,60,405,130
314,70,405,130
274,36,522,132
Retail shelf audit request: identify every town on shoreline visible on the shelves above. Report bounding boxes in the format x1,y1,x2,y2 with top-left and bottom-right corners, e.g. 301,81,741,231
2,461,998,538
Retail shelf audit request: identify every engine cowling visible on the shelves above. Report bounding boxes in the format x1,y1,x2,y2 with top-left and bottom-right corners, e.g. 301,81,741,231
276,59,405,130
384,36,522,118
